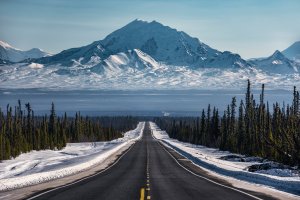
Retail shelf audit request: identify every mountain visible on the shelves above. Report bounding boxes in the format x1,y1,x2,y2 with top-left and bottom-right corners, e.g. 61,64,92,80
34,19,250,69
93,49,160,72
2,20,300,90
282,41,300,63
0,40,50,62
250,50,300,73
53,49,161,76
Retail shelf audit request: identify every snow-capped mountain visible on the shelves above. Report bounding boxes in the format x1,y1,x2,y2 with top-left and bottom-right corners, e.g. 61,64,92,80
34,19,250,69
0,40,50,62
282,41,300,63
1,20,300,90
52,49,161,76
250,50,300,74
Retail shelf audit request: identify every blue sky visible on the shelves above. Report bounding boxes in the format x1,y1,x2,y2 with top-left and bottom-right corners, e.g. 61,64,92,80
0,0,299,58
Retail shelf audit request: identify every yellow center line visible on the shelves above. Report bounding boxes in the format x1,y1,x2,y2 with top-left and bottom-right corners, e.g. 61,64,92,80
145,130,151,200
140,188,145,200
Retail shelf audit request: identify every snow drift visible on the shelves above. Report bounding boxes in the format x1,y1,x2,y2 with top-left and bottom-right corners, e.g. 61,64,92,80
0,122,145,191
150,122,300,196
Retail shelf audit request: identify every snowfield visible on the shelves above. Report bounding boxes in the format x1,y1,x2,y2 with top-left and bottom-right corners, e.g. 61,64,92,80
1,20,300,90
0,122,145,191
2,62,300,90
149,122,300,196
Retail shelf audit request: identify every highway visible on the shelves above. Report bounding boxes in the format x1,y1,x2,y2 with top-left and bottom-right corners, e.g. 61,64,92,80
28,122,274,200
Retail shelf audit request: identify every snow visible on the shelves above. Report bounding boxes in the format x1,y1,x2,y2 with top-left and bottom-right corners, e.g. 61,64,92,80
134,49,160,69
0,40,50,62
150,122,300,195
27,19,249,69
0,122,145,191
87,55,101,65
0,40,14,49
250,50,300,74
256,169,299,177
0,21,299,90
96,44,105,52
2,59,300,90
272,60,283,65
28,63,44,69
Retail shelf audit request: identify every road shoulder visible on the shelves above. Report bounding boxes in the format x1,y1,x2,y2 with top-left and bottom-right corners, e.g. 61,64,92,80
159,140,299,200
0,141,135,200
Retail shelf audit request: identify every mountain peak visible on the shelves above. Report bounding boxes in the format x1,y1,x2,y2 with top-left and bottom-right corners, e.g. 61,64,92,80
271,50,285,59
98,19,223,66
33,20,249,69
251,48,300,74
129,18,148,25
118,19,175,34
0,40,50,62
129,19,164,25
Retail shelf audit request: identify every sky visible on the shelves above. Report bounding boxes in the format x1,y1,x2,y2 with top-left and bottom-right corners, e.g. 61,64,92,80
0,0,299,59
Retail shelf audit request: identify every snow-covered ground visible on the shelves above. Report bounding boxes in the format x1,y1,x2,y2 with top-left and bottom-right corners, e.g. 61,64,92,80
0,122,145,191
150,122,300,196
2,62,300,90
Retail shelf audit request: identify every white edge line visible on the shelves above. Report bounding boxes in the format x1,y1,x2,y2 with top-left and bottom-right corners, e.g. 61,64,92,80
27,127,144,200
151,131,263,200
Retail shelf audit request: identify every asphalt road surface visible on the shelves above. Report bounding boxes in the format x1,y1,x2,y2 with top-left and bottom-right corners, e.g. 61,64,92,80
28,122,273,200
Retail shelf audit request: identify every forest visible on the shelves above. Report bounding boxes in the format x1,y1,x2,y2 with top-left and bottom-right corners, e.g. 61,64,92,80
155,80,300,166
1,80,300,166
0,101,138,160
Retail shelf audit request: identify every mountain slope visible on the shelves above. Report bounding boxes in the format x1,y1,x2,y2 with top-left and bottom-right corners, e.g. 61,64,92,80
0,40,50,62
2,20,300,90
101,49,160,71
250,50,300,73
34,19,251,69
282,41,300,63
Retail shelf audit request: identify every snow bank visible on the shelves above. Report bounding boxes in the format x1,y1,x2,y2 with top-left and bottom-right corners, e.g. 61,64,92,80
150,122,300,196
0,122,145,191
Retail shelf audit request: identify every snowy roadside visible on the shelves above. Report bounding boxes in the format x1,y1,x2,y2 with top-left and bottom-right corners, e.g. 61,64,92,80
150,122,300,197
0,122,145,191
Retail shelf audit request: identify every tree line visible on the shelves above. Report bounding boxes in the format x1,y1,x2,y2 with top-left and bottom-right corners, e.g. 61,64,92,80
155,80,300,166
0,101,138,160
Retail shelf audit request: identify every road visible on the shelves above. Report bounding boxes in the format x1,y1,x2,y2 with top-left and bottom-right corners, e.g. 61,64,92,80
28,122,273,200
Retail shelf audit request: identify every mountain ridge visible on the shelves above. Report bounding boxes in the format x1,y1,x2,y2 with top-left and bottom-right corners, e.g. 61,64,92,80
0,40,50,62
250,50,300,73
1,20,300,90
33,19,251,69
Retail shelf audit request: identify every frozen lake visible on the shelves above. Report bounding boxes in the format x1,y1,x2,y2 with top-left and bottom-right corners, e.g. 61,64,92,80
0,89,293,116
